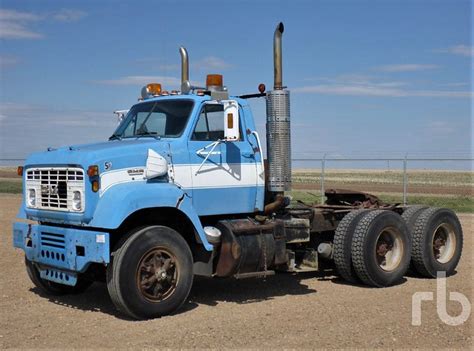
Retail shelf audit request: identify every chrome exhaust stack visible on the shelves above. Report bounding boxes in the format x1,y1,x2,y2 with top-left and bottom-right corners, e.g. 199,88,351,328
273,22,284,90
266,22,291,194
179,46,189,87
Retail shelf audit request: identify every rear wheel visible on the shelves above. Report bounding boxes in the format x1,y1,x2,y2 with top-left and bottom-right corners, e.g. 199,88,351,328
107,226,193,320
411,208,463,277
401,205,429,273
351,210,411,287
25,257,92,295
402,205,429,230
333,209,369,283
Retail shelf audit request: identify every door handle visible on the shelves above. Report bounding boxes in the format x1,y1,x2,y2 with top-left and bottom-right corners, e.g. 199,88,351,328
242,152,254,158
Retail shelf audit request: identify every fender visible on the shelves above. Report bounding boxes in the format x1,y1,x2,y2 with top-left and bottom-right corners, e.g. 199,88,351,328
89,181,213,251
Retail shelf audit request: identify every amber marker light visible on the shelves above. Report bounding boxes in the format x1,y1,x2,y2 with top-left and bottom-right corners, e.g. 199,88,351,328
147,83,162,96
206,74,223,88
91,180,100,192
17,166,24,177
87,165,99,177
258,83,266,93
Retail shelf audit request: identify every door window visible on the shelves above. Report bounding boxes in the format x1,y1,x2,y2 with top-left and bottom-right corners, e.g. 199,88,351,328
192,104,225,141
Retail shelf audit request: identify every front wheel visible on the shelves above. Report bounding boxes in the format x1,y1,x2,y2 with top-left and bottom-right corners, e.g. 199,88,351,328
106,226,194,320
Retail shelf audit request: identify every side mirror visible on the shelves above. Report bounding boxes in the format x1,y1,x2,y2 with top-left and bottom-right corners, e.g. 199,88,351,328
223,100,240,141
145,149,168,179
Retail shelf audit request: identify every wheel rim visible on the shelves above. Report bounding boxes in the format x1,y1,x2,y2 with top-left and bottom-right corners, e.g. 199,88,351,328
432,223,456,264
136,247,179,302
375,227,404,272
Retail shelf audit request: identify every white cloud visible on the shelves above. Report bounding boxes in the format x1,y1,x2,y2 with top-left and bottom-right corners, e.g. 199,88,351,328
0,55,19,67
437,45,474,57
193,56,233,70
293,75,473,98
0,102,116,158
294,84,408,97
93,75,182,86
155,56,233,71
93,75,201,88
0,8,41,21
427,121,457,136
52,9,87,22
374,64,439,72
0,9,43,39
0,8,87,40
0,102,111,125
436,82,470,88
0,19,43,39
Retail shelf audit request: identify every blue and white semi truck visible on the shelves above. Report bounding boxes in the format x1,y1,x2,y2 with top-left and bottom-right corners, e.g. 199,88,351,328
13,23,463,319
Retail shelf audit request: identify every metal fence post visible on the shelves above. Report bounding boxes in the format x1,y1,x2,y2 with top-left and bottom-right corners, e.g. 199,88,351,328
403,154,408,205
321,154,326,204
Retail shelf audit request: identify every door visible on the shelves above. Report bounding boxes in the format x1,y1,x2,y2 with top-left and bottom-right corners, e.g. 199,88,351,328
187,101,258,216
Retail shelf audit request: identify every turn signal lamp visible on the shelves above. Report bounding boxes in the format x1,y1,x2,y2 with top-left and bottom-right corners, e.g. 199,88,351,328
147,83,162,96
206,74,223,89
87,165,99,177
17,166,24,177
92,180,100,193
258,83,266,93
227,113,234,129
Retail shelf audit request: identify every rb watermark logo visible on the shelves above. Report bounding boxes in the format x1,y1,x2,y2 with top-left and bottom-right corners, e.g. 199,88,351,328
412,271,471,326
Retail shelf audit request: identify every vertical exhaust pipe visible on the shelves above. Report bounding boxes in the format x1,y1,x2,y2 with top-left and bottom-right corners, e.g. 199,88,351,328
273,22,284,90
179,46,189,85
266,22,291,195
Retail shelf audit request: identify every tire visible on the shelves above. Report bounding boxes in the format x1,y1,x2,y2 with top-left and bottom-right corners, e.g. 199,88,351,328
401,205,429,273
107,226,193,320
333,209,369,283
25,257,92,295
351,210,411,287
411,207,463,278
402,205,429,231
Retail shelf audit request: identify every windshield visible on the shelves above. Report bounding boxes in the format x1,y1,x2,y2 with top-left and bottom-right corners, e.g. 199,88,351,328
111,99,194,139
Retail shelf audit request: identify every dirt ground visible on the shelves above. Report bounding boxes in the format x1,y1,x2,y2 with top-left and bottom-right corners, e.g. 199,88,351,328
0,193,472,349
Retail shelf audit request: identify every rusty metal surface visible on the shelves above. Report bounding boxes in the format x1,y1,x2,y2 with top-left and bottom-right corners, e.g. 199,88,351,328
215,220,279,277
283,218,310,243
264,194,286,215
227,219,275,234
214,222,240,277
310,211,339,232
324,188,388,208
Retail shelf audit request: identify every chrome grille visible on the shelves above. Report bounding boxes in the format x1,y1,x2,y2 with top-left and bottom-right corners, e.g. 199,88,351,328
26,167,85,212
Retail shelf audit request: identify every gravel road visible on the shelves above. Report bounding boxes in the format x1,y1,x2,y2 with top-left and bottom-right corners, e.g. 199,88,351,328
0,194,472,349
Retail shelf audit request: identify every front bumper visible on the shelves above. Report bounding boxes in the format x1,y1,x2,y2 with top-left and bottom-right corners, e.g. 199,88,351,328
13,222,110,286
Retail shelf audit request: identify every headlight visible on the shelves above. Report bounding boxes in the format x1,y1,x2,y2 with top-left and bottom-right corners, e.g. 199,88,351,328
27,189,36,207
72,191,82,211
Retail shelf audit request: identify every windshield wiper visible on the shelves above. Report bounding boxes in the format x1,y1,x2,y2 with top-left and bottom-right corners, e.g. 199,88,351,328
135,132,161,140
109,134,122,141
136,102,158,133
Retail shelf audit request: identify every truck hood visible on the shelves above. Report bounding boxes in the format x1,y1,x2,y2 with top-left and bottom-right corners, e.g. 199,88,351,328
24,139,172,171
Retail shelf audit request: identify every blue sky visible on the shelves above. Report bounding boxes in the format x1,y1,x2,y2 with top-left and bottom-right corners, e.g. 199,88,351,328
0,0,472,167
